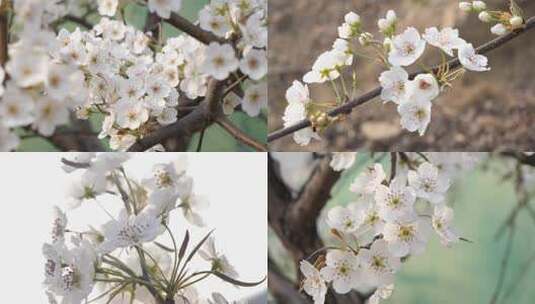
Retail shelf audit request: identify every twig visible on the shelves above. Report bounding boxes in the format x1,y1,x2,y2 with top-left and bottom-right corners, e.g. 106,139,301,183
128,80,223,151
0,0,10,66
215,116,268,151
267,16,535,142
196,127,206,152
167,13,225,45
390,152,397,182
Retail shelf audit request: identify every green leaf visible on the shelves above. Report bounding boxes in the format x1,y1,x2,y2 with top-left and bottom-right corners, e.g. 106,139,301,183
179,230,190,260
185,229,214,264
154,241,175,253
210,271,266,287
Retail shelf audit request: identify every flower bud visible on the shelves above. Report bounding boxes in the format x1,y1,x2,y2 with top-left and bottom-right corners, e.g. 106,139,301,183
377,18,389,31
459,2,472,12
490,23,508,36
509,16,523,28
386,10,397,23
472,1,486,11
478,11,491,23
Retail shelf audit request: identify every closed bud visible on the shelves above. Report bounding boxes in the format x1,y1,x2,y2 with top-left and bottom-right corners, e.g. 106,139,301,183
478,11,492,23
378,18,389,31
459,2,472,12
490,23,508,36
472,1,486,11
386,10,397,24
509,16,523,28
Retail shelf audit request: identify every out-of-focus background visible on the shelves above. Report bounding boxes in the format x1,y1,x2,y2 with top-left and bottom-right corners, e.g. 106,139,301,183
269,153,535,303
19,0,267,151
268,0,535,151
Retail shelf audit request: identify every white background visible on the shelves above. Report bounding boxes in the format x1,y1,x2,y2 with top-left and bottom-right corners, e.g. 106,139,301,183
0,152,267,302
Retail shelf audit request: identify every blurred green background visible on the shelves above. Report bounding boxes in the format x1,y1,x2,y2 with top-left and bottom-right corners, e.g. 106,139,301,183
18,0,267,151
269,154,535,303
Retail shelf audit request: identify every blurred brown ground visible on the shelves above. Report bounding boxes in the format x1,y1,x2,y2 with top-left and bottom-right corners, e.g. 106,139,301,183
268,0,535,151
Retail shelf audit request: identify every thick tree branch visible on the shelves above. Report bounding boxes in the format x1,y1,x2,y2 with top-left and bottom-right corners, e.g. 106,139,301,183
288,157,341,230
128,79,223,151
215,116,268,151
0,0,10,66
167,13,225,45
268,259,310,304
269,155,366,304
268,16,535,142
268,155,341,263
45,116,104,151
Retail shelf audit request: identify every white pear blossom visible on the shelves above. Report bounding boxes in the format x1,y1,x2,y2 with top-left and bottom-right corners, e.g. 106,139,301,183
239,49,267,80
458,43,490,71
350,163,387,200
320,250,360,294
199,7,232,38
432,205,460,246
358,240,401,286
330,152,357,171
379,66,409,104
143,160,187,192
300,261,327,304
423,27,466,56
388,27,426,66
375,177,416,222
203,42,239,80
176,176,209,227
99,209,162,254
408,162,450,204
383,218,432,257
241,11,267,48
405,73,440,101
33,98,69,136
43,241,96,304
283,80,320,146
397,97,432,136
368,284,395,304
114,99,149,130
327,205,361,234
241,82,267,117
0,123,19,151
0,85,34,127
303,51,344,83
66,171,107,209
147,0,182,19
199,237,239,278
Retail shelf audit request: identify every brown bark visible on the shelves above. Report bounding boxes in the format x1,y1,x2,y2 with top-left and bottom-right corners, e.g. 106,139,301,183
269,155,365,304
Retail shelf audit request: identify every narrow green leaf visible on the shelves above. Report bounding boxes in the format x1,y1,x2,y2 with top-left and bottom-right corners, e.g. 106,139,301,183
185,229,214,264
179,230,190,260
154,241,176,253
210,271,266,287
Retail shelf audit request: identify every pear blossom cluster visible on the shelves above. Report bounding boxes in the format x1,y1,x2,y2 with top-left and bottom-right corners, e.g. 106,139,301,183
459,1,526,36
283,7,492,146
301,152,482,304
0,0,267,151
43,153,254,304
